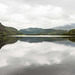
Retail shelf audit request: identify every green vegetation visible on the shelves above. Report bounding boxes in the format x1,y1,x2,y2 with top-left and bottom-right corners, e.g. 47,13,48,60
0,22,74,36
63,29,75,36
39,29,68,35
20,28,68,35
69,29,75,35
0,23,22,36
5,26,22,35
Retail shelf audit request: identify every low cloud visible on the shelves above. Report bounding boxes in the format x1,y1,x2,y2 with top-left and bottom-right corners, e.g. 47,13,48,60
0,0,75,29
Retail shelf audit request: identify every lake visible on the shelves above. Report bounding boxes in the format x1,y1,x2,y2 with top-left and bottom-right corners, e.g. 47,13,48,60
0,36,75,75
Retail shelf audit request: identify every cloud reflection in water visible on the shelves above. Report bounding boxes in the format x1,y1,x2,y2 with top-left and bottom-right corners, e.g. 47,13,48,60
0,40,75,68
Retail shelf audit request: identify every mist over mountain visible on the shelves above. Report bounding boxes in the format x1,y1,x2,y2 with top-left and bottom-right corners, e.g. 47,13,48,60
54,23,75,30
19,23,75,35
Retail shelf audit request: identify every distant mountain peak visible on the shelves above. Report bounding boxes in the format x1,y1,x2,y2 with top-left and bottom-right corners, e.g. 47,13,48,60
54,23,75,30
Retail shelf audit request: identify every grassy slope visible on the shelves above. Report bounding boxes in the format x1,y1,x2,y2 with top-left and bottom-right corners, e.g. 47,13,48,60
0,23,21,36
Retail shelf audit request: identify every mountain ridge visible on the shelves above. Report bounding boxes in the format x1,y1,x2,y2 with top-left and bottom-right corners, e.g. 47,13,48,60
0,23,22,36
54,23,75,30
20,27,68,35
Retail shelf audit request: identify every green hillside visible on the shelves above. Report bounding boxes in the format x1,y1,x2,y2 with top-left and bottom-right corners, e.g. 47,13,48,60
20,28,68,35
19,28,43,34
0,23,22,36
39,29,68,35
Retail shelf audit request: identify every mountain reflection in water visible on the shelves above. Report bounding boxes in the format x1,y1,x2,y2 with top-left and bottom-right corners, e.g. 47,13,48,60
0,36,75,49
0,36,75,75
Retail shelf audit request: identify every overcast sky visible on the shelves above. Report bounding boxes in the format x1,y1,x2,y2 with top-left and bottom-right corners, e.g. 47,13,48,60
0,0,75,29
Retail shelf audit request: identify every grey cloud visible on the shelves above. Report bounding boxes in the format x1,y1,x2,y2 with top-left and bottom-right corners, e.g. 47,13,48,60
0,0,75,29
0,0,75,9
20,0,75,10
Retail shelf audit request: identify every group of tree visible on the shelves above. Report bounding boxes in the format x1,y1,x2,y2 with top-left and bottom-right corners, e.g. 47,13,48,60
64,29,75,35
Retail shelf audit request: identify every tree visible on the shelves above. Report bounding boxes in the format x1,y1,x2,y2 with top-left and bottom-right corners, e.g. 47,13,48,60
69,29,75,35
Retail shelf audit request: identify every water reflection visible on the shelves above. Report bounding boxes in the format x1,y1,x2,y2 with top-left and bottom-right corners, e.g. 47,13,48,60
0,36,75,75
0,37,18,49
0,37,75,49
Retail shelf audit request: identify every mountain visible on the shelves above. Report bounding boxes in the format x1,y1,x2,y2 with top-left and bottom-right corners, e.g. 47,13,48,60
19,28,43,34
19,28,67,35
0,23,22,36
54,23,75,30
39,29,67,35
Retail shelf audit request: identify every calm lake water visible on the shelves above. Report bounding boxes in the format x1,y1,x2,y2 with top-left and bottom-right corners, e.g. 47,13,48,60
0,36,75,75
